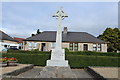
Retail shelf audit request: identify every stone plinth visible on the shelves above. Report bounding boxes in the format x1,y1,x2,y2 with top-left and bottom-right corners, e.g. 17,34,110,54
35,66,77,78
47,49,69,67
47,60,68,67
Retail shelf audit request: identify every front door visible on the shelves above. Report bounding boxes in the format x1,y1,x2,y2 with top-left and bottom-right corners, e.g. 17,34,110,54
41,43,46,51
83,44,88,51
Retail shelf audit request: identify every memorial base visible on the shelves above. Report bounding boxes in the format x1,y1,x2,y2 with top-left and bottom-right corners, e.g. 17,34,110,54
47,60,68,67
36,66,77,78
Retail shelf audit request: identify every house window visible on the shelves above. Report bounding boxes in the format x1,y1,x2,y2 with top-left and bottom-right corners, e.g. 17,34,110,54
69,43,73,50
74,43,78,51
97,44,101,51
51,42,55,49
93,44,97,51
28,42,32,48
34,42,37,48
83,44,88,51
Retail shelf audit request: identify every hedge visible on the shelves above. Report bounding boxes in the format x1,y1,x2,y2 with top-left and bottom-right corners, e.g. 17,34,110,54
66,55,119,68
1,53,119,68
66,51,120,57
7,50,120,57
7,50,50,54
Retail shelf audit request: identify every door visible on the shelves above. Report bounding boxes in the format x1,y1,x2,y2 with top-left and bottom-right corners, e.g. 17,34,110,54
83,44,88,51
41,43,46,51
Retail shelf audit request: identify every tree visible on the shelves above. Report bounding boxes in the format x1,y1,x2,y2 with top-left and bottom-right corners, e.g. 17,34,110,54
37,29,41,34
31,34,35,37
97,28,120,52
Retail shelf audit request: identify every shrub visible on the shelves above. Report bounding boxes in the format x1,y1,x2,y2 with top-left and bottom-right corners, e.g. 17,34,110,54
66,55,119,68
7,50,120,57
2,53,50,66
66,51,120,57
7,50,50,54
64,48,69,53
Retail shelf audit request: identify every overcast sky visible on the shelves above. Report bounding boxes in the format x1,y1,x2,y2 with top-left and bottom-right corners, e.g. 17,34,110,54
1,2,118,38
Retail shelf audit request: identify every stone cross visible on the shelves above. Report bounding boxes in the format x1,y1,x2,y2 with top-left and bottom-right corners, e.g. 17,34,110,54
47,7,69,67
53,7,68,50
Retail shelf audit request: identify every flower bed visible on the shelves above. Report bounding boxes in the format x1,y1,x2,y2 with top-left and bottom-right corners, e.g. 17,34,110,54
0,57,18,67
0,57,8,67
8,57,18,66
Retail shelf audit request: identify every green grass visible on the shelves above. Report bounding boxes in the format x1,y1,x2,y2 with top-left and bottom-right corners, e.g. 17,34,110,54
1,53,119,68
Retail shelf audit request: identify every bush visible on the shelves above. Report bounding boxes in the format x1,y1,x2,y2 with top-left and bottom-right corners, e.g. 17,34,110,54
1,53,119,68
2,53,50,66
64,48,69,53
66,55,119,68
7,50,50,54
66,51,120,57
7,50,120,57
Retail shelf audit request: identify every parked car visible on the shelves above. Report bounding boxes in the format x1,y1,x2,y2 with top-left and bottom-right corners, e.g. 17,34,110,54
9,48,19,50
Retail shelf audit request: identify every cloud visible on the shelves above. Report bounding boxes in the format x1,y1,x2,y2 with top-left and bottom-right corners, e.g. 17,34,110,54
1,2,118,38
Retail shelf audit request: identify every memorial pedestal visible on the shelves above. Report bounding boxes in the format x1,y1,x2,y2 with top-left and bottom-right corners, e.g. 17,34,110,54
47,49,69,67
36,66,77,78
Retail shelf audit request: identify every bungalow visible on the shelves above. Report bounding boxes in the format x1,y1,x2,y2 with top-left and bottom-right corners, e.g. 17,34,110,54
23,27,107,52
0,30,19,51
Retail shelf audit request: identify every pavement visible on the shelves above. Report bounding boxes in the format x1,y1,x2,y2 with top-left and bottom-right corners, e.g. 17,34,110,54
17,66,92,78
17,66,43,78
1,64,119,79
89,67,119,78
0,64,29,74
72,69,92,78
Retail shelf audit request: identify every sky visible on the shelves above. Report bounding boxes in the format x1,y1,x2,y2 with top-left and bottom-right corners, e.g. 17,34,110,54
1,2,118,38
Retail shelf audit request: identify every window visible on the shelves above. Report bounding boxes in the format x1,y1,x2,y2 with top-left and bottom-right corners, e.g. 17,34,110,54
28,42,32,48
97,44,101,51
83,44,88,51
93,44,97,51
51,42,55,49
34,42,37,48
69,43,73,50
74,43,78,51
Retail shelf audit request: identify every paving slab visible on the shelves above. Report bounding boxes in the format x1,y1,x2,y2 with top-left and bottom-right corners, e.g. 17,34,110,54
17,66,93,78
17,66,43,78
72,69,92,78
1,64,33,75
89,67,119,78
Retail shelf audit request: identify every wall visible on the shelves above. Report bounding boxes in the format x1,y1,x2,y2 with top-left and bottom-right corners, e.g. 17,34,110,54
101,44,107,52
24,41,69,51
78,43,107,52
3,40,18,44
23,41,107,52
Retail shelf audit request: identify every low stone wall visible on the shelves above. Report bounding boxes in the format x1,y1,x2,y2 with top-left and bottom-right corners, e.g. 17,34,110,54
85,67,106,80
2,64,34,78
85,66,119,80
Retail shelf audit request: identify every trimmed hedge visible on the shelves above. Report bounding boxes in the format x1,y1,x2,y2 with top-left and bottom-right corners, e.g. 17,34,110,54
66,51,120,57
66,55,119,68
7,50,51,54
7,50,120,57
1,53,119,68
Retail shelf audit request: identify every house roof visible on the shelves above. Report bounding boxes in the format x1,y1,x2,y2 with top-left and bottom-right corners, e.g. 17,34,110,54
0,30,17,42
25,31,106,43
14,37,25,43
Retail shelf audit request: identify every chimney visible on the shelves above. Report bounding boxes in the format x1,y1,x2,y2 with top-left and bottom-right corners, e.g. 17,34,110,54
63,27,68,34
